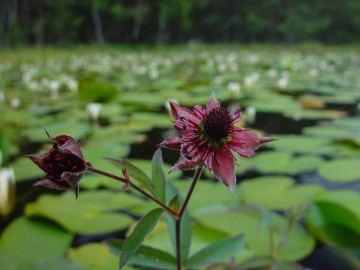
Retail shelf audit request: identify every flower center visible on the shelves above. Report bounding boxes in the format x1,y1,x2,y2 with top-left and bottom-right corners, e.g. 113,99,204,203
45,148,85,177
203,108,232,140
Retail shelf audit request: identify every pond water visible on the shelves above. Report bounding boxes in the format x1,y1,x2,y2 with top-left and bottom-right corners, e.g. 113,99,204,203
1,46,360,270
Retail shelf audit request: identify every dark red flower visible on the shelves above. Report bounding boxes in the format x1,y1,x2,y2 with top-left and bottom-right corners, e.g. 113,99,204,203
160,93,275,193
27,130,91,198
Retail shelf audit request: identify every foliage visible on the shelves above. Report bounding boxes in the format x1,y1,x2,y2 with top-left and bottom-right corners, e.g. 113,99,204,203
0,46,360,269
1,0,360,46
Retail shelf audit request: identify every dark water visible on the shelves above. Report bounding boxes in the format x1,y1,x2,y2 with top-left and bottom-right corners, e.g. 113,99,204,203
2,101,359,269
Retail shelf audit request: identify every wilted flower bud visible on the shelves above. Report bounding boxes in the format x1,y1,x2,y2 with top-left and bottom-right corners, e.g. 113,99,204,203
27,130,91,198
0,167,16,217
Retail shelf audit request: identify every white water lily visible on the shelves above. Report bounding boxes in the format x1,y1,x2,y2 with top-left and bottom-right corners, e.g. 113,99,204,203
277,76,289,89
227,81,241,96
10,98,21,109
244,73,260,87
214,76,222,85
246,106,257,124
86,102,102,122
0,167,16,216
0,91,4,102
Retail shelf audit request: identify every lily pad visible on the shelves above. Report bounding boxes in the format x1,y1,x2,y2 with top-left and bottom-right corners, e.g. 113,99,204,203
268,135,337,155
0,217,72,269
22,120,90,143
317,158,360,183
67,243,134,270
251,151,324,174
305,190,360,248
25,190,143,234
12,156,45,182
303,125,358,140
238,176,323,210
195,206,315,261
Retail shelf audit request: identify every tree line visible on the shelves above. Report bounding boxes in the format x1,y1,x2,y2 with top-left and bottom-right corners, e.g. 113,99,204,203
1,0,360,47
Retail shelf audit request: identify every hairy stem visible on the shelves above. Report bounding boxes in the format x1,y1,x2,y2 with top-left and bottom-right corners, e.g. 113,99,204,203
179,165,203,217
175,165,203,270
88,167,178,216
176,218,182,270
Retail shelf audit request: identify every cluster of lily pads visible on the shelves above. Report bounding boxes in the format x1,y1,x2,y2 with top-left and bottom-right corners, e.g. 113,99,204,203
0,46,360,269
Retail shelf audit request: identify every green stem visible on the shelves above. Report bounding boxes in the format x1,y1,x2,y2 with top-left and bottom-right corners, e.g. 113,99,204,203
179,165,203,218
87,167,178,217
175,165,203,270
175,218,182,270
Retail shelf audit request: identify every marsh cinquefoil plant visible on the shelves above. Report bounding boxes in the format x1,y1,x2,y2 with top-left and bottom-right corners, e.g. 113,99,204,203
28,94,274,270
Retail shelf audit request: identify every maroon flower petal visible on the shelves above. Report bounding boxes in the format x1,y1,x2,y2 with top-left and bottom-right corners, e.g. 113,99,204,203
169,157,198,172
61,171,84,187
193,105,205,119
26,154,51,173
231,109,242,123
33,179,70,190
159,135,182,149
205,94,220,114
229,127,274,157
169,101,202,125
212,147,236,193
56,137,84,160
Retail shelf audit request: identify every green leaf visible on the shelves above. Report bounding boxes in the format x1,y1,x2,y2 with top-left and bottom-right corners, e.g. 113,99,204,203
104,157,155,195
120,208,164,269
25,190,142,234
318,158,360,183
185,234,244,268
168,195,180,212
105,239,177,269
151,148,166,203
0,217,72,269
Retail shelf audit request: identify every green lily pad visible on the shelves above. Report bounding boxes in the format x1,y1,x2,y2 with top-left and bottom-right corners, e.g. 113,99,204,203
268,135,337,155
25,190,143,234
303,125,358,140
251,151,324,174
195,206,315,261
120,92,166,109
318,158,360,183
238,176,323,210
0,217,72,269
283,109,347,120
305,190,360,248
22,120,90,143
130,112,172,128
81,143,130,175
67,243,135,270
12,156,45,182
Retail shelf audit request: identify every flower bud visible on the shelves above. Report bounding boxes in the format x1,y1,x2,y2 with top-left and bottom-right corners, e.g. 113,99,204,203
27,130,91,198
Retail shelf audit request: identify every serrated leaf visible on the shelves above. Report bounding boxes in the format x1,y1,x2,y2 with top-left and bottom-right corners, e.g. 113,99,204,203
185,234,244,268
120,208,164,269
151,148,166,203
105,239,177,269
104,157,155,195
